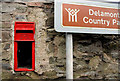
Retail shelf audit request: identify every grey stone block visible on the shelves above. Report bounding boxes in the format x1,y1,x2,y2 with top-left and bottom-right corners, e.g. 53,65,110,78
0,13,2,22
3,43,10,50
1,0,14,2
1,0,53,2
2,31,11,42
2,13,12,22
0,21,1,25
13,0,53,2
2,22,11,28
14,0,32,2
2,3,16,13
16,4,27,13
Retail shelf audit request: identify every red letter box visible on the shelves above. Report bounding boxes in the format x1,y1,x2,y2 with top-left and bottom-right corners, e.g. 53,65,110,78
14,22,35,71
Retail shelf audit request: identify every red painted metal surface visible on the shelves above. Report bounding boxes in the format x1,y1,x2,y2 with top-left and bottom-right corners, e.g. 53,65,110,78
15,33,34,41
14,22,35,72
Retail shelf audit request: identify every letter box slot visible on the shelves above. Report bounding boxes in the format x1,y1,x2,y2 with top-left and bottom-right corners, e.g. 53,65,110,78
14,22,35,71
16,30,33,33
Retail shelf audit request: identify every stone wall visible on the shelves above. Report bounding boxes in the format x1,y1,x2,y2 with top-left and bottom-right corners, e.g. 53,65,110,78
1,0,119,80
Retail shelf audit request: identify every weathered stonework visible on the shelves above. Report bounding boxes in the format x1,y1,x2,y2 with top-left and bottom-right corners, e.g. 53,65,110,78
1,0,119,80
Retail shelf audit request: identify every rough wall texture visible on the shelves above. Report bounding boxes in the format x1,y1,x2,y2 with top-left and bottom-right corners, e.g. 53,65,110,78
1,0,119,80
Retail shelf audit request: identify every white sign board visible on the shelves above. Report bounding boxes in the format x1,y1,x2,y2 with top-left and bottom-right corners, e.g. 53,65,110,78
54,0,120,34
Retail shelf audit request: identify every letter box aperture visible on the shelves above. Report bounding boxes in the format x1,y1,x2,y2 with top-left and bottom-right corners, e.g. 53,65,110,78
14,22,35,71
